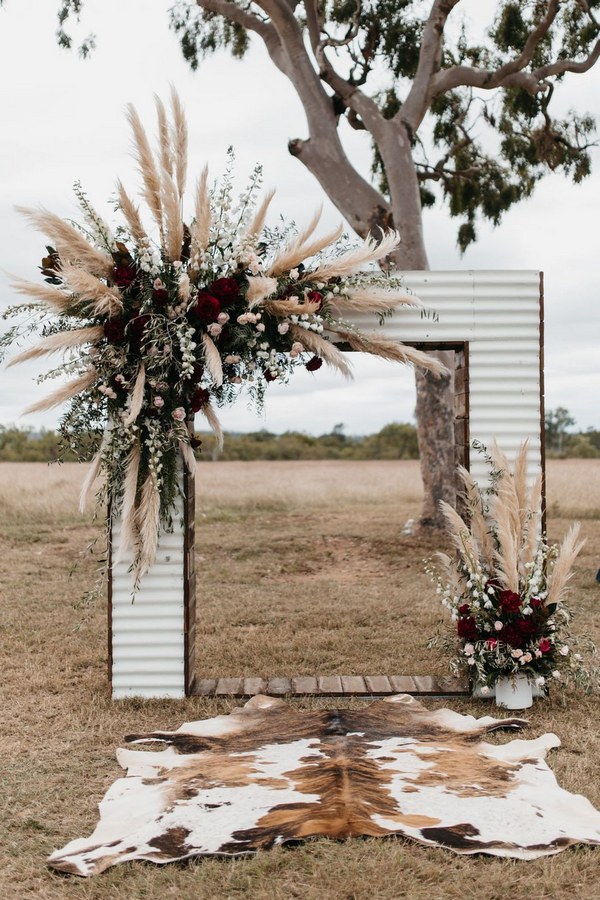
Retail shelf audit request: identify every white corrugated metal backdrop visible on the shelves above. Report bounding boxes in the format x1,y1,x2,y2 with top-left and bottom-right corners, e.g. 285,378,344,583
346,269,543,485
111,493,186,699
110,270,543,699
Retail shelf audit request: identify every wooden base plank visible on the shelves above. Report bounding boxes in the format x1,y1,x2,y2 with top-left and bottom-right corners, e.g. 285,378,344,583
193,675,470,699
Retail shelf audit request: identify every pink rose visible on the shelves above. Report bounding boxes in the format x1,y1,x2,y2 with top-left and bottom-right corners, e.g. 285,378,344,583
217,312,230,324
207,323,222,337
172,407,186,421
153,397,164,408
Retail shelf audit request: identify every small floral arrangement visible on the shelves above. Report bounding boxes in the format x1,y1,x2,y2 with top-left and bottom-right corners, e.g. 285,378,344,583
427,441,594,692
1,91,444,584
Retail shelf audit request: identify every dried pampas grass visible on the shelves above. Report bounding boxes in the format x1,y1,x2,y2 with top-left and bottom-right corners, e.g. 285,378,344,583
6,325,104,367
546,524,586,608
134,474,161,582
161,170,184,262
79,430,109,513
116,180,147,246
16,207,113,277
123,363,146,427
179,439,196,473
456,466,495,567
202,333,223,386
59,263,123,317
288,325,352,379
199,400,224,451
23,368,97,415
245,275,278,308
126,104,164,237
191,166,211,255
305,231,400,283
7,276,74,315
246,188,275,237
329,327,447,377
331,286,421,316
114,439,141,565
439,500,479,569
170,86,188,201
154,94,173,180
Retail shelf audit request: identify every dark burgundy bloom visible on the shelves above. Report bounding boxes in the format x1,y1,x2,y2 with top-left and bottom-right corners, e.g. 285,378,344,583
485,578,502,592
530,597,543,609
264,369,277,383
191,388,210,412
486,638,498,649
103,317,126,344
190,436,203,450
112,264,137,289
208,277,240,305
515,618,537,638
458,603,471,615
499,589,521,613
191,292,221,323
306,290,323,310
539,638,551,653
110,375,127,394
457,617,478,640
191,362,204,383
498,625,522,648
305,356,323,372
152,288,169,306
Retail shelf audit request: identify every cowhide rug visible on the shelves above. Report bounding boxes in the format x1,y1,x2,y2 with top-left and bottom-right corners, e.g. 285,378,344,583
48,694,600,875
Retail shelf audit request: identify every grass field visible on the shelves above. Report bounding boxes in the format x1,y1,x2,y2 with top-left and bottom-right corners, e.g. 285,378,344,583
1,459,600,899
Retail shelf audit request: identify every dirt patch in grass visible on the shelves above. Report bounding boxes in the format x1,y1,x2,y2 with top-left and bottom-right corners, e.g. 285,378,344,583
1,459,600,899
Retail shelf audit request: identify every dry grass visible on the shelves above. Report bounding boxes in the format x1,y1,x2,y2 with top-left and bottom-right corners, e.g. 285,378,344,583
1,459,600,899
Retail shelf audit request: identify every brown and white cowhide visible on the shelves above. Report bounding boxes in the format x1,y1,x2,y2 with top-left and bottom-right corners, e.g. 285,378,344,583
48,694,600,875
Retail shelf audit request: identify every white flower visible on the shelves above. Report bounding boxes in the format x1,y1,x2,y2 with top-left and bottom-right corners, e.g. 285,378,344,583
224,354,240,364
153,278,165,290
480,685,490,695
522,606,533,616
246,312,258,324
172,407,186,421
467,657,476,666
552,670,561,680
494,621,503,631
217,312,230,324
278,322,290,335
256,323,266,332
535,676,545,687
511,648,523,658
463,643,475,656
484,600,493,609
559,645,570,656
237,313,250,325
289,268,299,279
207,323,222,337
153,397,164,408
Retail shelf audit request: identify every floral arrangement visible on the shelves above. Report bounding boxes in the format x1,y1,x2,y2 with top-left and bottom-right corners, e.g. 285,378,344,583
427,441,593,692
1,90,444,584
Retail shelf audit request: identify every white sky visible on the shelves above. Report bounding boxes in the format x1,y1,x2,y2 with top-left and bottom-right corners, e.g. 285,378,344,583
0,0,598,437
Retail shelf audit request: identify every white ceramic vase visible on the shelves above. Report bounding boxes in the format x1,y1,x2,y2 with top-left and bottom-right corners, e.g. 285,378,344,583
495,673,533,710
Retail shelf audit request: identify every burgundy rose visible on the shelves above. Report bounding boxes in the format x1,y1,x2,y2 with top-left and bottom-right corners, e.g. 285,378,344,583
190,436,203,450
191,388,210,412
458,603,471,615
264,369,277,383
306,290,323,310
499,589,521,614
112,264,137,289
486,638,498,649
208,277,240,305
152,287,169,306
190,292,221,324
498,625,522,648
485,578,502,592
103,317,126,344
305,356,323,372
515,618,536,638
457,617,478,640
539,638,551,653
530,597,542,609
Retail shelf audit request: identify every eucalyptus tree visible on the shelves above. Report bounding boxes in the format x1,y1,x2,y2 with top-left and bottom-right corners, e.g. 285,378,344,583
27,1,600,526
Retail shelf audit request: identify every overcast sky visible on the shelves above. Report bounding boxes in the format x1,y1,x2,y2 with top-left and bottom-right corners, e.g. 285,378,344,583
1,0,598,437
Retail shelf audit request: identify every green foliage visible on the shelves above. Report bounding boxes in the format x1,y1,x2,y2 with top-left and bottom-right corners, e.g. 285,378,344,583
0,422,420,463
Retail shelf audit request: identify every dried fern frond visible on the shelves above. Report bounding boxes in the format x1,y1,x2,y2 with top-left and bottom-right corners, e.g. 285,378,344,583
199,400,224,451
170,86,188,201
545,524,586,608
246,188,275,237
328,327,448,377
16,207,113,277
114,439,141,565
6,325,104,367
202,333,223,386
23,368,97,414
305,230,400,283
123,363,146,427
439,500,479,569
288,325,352,379
126,103,163,236
245,275,278,308
59,263,123,317
116,180,147,246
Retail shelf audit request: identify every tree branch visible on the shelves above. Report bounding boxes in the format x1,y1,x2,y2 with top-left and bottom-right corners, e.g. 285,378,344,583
401,0,463,130
195,0,273,41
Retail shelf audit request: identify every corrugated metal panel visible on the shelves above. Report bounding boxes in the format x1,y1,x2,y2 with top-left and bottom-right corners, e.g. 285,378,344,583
111,492,186,700
347,270,543,486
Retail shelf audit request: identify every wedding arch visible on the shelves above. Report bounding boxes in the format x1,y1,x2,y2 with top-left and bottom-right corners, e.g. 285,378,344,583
109,268,544,699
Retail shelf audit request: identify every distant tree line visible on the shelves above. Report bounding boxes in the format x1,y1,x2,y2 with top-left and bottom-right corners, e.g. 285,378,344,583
1,409,597,462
